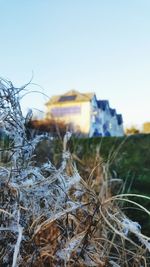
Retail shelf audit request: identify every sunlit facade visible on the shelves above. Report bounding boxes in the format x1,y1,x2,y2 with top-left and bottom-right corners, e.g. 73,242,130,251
45,90,124,137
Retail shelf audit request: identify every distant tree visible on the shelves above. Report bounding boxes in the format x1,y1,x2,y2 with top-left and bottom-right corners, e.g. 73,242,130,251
125,126,140,135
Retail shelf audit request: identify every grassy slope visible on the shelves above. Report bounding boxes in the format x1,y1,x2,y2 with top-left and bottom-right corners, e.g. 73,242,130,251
34,133,150,199
70,134,150,235
71,134,150,192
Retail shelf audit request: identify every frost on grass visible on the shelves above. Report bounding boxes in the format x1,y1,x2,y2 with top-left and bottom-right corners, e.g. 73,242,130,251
0,79,150,267
122,218,150,252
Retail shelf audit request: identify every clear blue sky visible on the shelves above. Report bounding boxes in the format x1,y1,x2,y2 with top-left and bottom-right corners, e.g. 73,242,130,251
0,0,150,127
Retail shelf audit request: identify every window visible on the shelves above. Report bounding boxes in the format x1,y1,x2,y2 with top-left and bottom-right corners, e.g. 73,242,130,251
58,95,76,102
51,106,81,117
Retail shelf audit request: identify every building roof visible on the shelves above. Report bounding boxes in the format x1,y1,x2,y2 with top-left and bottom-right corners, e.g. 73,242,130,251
117,114,123,125
45,90,95,105
97,100,110,110
110,108,116,116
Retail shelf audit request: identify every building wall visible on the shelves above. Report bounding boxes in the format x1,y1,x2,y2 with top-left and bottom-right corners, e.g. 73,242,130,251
92,109,104,136
117,124,124,136
46,101,91,135
97,108,111,136
110,116,118,136
143,122,150,133
103,109,111,136
89,97,101,137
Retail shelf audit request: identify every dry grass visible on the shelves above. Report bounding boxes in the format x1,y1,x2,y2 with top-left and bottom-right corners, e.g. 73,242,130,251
0,79,150,267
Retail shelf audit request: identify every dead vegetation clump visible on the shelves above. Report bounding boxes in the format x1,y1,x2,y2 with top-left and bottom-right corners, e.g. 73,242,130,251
0,79,150,267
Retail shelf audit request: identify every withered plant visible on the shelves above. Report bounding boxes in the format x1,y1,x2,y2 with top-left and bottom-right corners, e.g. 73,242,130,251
0,79,149,267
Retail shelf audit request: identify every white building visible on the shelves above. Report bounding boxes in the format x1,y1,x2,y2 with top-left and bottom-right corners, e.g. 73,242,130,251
45,90,124,137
